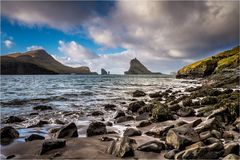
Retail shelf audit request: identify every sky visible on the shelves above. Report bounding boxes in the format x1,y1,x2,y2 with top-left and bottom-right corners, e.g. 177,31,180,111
1,1,239,74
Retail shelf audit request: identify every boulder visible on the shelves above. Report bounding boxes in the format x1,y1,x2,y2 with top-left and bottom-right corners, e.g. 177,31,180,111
223,142,240,156
128,101,145,112
2,116,25,124
145,125,174,138
164,149,179,159
33,105,52,111
137,140,165,153
201,97,218,105
91,111,104,116
223,131,234,140
0,126,19,142
104,104,116,111
113,110,125,119
115,116,134,123
123,128,142,137
132,90,146,97
182,98,193,107
25,134,45,141
87,121,107,137
151,103,173,122
106,136,135,157
27,120,49,128
168,104,181,112
149,92,162,98
135,112,149,121
55,119,65,125
55,122,78,138
195,117,224,133
177,107,195,117
223,154,240,160
40,139,66,155
136,120,152,127
166,124,200,149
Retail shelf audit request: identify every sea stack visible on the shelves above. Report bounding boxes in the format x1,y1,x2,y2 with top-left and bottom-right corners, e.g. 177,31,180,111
124,58,161,75
101,68,108,75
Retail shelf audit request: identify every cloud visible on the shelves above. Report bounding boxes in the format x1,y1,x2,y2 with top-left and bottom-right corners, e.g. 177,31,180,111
26,45,43,51
58,40,98,60
1,1,114,32
3,40,13,48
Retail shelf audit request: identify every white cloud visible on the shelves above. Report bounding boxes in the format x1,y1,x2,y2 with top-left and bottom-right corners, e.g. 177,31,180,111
58,40,98,60
3,40,13,48
26,45,43,51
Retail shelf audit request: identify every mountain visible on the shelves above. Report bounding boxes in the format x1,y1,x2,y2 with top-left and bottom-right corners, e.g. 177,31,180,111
124,58,161,75
0,49,96,75
176,46,239,78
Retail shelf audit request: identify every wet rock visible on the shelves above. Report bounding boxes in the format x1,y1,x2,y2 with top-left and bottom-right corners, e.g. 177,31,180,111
185,141,205,150
204,137,221,145
104,104,116,111
25,134,45,141
223,142,240,156
145,125,174,138
48,127,61,134
177,107,195,117
128,101,145,112
55,119,65,125
105,121,113,126
149,92,162,98
123,127,142,137
185,87,200,92
223,89,233,94
33,105,53,111
136,120,152,127
201,97,218,105
181,143,224,159
182,98,193,107
106,136,135,157
87,121,107,137
137,140,165,153
29,112,39,116
91,111,104,116
100,136,114,141
133,90,146,97
138,103,154,114
115,116,134,123
6,155,15,159
223,131,234,140
190,119,203,127
55,122,78,138
164,149,179,159
40,139,66,155
27,120,49,128
135,112,149,121
195,117,224,133
2,116,25,124
175,120,188,127
166,124,200,149
0,126,19,143
168,104,181,112
113,110,125,119
223,154,240,160
151,103,173,122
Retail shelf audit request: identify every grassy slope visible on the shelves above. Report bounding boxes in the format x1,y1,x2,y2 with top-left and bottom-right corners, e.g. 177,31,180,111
177,46,239,77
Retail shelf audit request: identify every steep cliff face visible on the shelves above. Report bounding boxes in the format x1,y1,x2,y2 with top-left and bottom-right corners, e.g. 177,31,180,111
0,49,95,75
176,46,239,78
124,58,153,75
101,68,108,75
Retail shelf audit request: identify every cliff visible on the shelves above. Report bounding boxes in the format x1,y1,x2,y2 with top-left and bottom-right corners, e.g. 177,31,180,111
176,46,239,78
0,49,95,75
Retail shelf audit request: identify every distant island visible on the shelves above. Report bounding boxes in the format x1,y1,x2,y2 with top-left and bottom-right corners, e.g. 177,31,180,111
124,58,162,75
0,49,97,75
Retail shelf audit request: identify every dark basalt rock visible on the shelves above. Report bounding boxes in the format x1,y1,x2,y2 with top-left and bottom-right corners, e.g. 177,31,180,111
115,116,134,123
106,136,135,157
136,120,152,127
201,97,218,105
25,134,45,141
0,126,19,141
137,140,165,153
55,119,65,125
151,103,173,122
33,105,53,111
55,122,78,138
2,116,25,124
177,107,195,117
104,104,116,111
132,90,146,97
27,120,49,128
128,101,145,112
123,128,142,137
164,149,179,159
40,139,66,155
223,154,240,160
149,92,162,98
195,117,224,133
124,58,153,75
100,136,114,141
101,68,108,75
87,121,107,137
145,125,174,138
113,110,125,119
91,111,104,116
223,142,240,156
